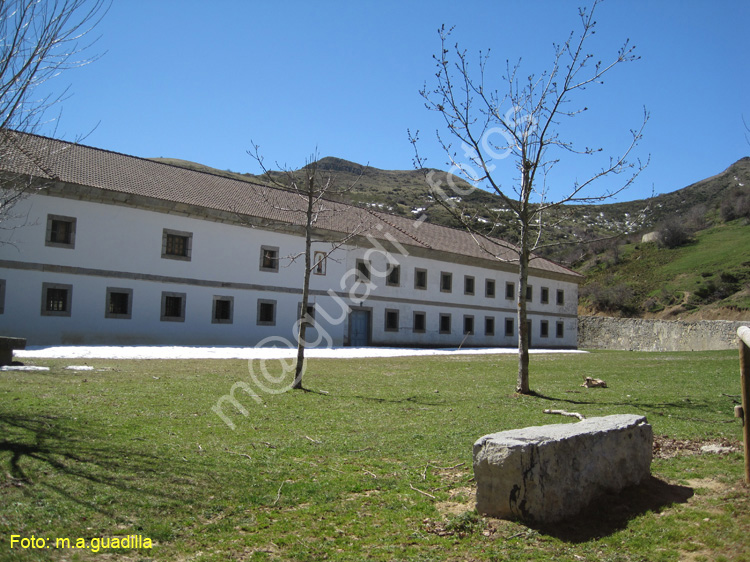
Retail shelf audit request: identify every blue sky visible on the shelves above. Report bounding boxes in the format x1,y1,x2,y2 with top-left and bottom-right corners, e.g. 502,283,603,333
39,0,749,203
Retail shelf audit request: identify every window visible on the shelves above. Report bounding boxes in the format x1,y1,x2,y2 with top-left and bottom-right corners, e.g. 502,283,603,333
257,299,276,325
260,246,279,272
212,296,234,324
413,311,426,333
486,279,496,298
162,229,192,261
505,317,514,337
414,268,427,290
464,276,475,296
386,265,400,287
41,283,72,316
45,215,76,248
540,320,549,338
526,285,533,302
556,321,565,338
356,259,371,282
485,316,495,336
298,302,316,327
105,287,133,319
440,272,452,293
385,309,399,332
541,287,549,304
161,291,186,322
313,251,326,275
439,313,451,334
505,282,515,300
557,289,565,306
463,315,474,335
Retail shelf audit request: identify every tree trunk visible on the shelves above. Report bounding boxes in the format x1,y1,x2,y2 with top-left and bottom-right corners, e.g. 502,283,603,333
516,162,532,395
516,230,531,394
293,178,315,390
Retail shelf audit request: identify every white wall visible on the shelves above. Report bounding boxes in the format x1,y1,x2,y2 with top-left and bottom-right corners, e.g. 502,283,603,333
0,193,578,348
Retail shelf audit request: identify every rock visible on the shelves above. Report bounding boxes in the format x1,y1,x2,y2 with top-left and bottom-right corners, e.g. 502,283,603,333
700,444,736,455
581,376,607,388
0,336,26,366
473,414,652,523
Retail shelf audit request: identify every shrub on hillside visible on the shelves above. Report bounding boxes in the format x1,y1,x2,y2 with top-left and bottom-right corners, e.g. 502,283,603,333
657,219,692,249
720,189,750,222
581,281,637,314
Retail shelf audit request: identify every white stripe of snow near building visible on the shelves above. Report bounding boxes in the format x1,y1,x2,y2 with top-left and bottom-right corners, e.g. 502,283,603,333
17,346,587,360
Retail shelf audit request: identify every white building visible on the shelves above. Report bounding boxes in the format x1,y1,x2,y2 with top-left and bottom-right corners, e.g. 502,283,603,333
0,132,582,348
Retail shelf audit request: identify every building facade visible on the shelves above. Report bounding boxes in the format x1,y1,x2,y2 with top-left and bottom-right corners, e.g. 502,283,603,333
0,132,582,348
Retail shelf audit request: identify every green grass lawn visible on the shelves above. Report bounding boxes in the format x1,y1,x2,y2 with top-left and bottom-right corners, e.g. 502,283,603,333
1,351,748,561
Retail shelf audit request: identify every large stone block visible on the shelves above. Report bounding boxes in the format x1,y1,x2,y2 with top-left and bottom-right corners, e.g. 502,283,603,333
473,414,652,523
0,336,26,366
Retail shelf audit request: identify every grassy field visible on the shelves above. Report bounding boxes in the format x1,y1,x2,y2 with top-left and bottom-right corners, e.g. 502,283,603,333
0,351,748,561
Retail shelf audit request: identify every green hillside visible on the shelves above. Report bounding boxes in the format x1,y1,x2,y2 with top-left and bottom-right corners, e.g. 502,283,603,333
579,220,750,319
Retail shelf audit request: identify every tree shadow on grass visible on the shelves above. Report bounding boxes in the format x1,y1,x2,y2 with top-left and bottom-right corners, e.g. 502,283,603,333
527,476,694,542
0,413,212,522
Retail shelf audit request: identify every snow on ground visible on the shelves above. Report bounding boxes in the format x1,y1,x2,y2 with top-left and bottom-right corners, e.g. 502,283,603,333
16,346,587,360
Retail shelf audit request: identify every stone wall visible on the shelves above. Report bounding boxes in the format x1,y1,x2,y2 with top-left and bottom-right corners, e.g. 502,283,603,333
578,315,749,352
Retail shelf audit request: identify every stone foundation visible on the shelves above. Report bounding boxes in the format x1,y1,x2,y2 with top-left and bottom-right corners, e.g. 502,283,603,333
578,316,748,351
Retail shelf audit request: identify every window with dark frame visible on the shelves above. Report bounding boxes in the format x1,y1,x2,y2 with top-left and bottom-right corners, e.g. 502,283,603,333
557,289,565,306
464,276,475,296
414,268,427,290
162,229,192,261
505,317,514,337
298,303,316,327
440,272,452,293
213,296,233,324
41,283,72,316
46,288,68,312
463,315,474,335
45,215,76,248
541,287,549,304
105,287,133,319
526,285,533,302
260,246,279,272
385,309,399,332
166,234,188,256
486,279,496,298
50,220,72,244
258,300,276,325
162,294,185,321
413,311,426,333
386,265,400,287
505,282,514,300
485,316,495,336
439,313,451,334
356,260,371,282
541,320,549,338
556,321,565,338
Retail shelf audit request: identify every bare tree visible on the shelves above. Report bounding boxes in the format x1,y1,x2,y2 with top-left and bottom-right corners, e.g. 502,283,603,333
247,146,369,390
411,0,648,394
0,0,109,221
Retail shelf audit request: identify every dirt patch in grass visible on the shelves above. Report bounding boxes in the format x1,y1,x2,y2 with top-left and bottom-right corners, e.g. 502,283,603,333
653,434,742,459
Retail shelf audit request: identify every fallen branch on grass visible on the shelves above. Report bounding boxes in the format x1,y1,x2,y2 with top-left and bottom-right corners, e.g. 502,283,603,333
543,409,586,421
410,484,436,499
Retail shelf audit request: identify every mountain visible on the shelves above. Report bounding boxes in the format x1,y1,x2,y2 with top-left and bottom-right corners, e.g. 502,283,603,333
152,155,750,319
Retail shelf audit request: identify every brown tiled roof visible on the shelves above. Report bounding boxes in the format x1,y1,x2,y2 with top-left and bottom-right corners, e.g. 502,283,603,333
0,130,581,280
